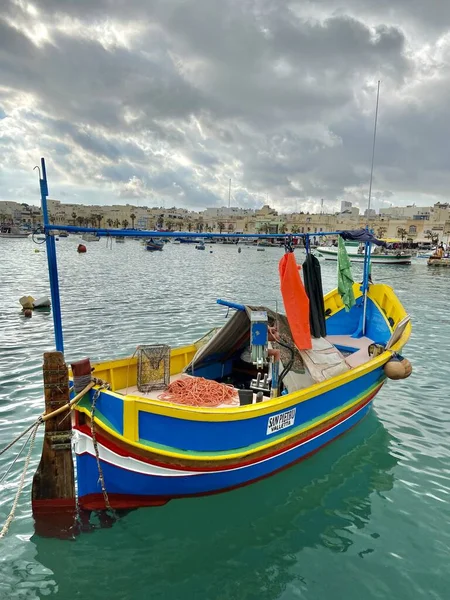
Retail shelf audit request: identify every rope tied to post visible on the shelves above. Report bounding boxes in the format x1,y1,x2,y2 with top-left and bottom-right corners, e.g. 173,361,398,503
0,376,105,537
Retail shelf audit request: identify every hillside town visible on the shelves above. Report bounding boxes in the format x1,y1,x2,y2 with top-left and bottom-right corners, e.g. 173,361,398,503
1,197,449,244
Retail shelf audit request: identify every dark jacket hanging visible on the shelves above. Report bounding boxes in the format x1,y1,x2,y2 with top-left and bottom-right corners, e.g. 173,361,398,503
302,253,327,338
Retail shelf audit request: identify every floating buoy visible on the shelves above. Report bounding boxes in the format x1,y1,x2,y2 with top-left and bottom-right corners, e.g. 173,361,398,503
77,244,87,253
384,355,412,380
23,309,33,318
238,247,242,253
19,295,35,310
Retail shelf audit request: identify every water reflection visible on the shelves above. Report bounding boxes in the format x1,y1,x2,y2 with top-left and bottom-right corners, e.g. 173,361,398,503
31,411,396,600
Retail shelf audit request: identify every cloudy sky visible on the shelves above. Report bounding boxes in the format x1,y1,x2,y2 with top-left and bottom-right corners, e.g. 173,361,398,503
1,0,449,213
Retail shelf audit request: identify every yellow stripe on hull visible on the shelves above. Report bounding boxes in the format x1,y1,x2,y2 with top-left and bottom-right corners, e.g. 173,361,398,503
76,379,384,462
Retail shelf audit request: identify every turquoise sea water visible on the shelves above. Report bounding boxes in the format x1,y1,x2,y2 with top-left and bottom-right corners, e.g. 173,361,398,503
0,238,449,600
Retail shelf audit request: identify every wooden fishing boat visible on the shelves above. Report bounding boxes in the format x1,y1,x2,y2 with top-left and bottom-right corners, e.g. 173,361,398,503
25,159,411,531
69,281,410,510
145,239,164,251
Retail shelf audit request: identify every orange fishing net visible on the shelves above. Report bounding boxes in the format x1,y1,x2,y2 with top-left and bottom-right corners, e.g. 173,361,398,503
158,377,238,407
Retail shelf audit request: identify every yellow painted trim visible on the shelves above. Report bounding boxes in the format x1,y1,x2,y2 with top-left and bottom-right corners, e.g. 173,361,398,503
118,350,392,422
123,397,137,441
76,379,383,462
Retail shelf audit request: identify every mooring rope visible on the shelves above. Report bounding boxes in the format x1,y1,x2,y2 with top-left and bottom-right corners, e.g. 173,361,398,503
0,421,39,539
0,429,34,485
0,381,96,461
0,379,108,536
0,419,42,457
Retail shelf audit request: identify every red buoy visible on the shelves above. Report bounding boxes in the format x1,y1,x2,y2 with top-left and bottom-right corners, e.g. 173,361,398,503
77,244,87,253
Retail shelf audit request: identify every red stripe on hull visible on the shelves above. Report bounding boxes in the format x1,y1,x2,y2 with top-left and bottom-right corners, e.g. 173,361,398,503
78,401,373,511
75,384,382,473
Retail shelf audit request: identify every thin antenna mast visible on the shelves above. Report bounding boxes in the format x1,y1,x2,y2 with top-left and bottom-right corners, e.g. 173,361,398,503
362,80,381,336
367,80,380,220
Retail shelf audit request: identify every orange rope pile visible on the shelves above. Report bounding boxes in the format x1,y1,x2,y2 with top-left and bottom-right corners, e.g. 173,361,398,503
158,377,238,407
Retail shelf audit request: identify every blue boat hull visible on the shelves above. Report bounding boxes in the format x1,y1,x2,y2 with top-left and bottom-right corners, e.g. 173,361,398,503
75,398,373,509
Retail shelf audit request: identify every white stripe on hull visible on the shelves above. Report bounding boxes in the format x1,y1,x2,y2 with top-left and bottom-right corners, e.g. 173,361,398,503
73,401,371,478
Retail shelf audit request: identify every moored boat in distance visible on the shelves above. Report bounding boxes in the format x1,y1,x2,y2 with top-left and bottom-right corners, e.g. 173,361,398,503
145,238,164,251
82,233,100,242
0,226,30,239
317,240,412,264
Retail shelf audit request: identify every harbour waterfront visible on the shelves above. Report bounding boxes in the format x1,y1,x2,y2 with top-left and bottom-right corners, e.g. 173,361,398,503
0,238,449,600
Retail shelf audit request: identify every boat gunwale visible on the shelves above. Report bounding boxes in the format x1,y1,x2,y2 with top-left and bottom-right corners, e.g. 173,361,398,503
78,283,410,423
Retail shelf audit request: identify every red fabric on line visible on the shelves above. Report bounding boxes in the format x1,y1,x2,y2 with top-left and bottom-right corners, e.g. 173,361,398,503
279,252,312,350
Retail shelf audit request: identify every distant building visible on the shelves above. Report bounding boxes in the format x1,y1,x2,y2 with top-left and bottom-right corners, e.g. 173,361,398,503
340,200,352,213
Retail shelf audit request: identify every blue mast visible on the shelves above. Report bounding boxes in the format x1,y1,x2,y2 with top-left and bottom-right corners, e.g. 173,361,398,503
38,158,64,353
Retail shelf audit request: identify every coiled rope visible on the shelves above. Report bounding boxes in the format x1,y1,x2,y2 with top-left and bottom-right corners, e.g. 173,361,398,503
158,377,237,407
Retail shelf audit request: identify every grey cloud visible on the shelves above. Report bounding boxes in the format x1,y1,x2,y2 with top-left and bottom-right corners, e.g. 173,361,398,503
0,0,449,211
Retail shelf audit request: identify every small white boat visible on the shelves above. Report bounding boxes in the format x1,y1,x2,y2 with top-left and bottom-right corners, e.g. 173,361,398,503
82,233,100,242
115,237,125,244
317,241,412,265
0,226,29,239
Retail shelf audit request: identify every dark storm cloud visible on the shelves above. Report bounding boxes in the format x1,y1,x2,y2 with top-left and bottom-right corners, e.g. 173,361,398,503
0,0,448,211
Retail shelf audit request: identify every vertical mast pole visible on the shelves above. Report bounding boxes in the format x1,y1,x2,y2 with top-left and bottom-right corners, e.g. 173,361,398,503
39,158,64,352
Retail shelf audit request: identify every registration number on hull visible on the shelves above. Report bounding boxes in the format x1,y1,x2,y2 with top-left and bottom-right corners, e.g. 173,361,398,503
266,408,296,435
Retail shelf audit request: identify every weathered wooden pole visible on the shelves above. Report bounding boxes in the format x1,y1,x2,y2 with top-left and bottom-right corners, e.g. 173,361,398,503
32,351,77,538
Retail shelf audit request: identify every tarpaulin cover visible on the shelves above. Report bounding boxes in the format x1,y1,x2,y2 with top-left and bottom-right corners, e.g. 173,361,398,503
302,253,326,338
339,229,386,246
279,252,312,350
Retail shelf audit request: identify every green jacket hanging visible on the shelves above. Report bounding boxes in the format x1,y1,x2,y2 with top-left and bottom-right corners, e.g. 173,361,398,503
337,236,355,311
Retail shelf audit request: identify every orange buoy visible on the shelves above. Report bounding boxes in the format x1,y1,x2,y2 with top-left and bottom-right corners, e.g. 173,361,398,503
77,244,87,253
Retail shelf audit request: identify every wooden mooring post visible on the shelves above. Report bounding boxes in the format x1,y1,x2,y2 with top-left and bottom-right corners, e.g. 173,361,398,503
32,351,77,538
